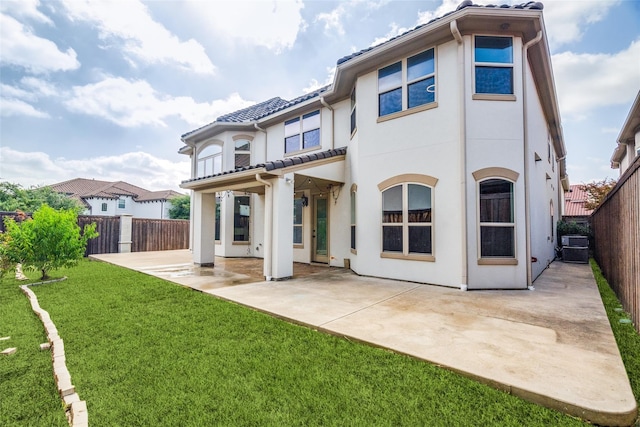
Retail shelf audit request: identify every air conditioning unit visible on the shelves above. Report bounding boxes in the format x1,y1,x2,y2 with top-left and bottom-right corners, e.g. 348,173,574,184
561,235,588,247
562,246,589,263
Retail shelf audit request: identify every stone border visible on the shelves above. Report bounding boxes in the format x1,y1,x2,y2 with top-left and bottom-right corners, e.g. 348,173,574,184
20,278,88,427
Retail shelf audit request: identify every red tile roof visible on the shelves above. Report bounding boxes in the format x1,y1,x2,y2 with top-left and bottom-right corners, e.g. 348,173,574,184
49,178,182,203
564,185,593,217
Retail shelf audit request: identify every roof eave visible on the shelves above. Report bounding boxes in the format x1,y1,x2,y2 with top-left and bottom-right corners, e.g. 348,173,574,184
617,91,640,144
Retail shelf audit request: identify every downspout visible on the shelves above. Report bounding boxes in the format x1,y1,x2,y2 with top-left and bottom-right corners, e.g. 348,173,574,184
451,20,468,291
522,30,543,289
255,173,273,280
254,122,267,163
320,97,334,149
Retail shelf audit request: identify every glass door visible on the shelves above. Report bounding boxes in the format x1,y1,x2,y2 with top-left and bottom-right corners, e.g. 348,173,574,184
313,196,329,263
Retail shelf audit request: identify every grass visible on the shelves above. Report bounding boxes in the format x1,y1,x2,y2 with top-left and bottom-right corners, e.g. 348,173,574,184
590,259,640,409
1,260,595,426
0,280,68,426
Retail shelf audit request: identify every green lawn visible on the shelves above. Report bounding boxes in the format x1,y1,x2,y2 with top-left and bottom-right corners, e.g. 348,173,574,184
5,259,634,426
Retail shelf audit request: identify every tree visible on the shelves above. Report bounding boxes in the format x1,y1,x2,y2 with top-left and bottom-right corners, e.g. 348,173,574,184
3,205,98,280
168,194,190,219
0,181,83,213
580,178,617,211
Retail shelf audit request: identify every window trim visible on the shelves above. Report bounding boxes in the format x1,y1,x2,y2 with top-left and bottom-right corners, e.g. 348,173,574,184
350,87,357,138
472,168,519,265
233,194,251,243
284,110,321,155
377,47,437,120
378,174,438,262
101,202,108,212
473,35,515,99
293,195,304,248
233,135,253,170
350,184,357,254
197,142,223,178
117,198,125,209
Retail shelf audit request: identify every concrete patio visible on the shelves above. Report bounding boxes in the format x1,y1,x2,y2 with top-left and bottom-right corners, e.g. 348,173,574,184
91,250,637,426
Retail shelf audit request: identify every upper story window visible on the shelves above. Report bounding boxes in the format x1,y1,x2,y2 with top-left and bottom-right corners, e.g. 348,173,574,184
118,198,125,209
197,144,222,178
235,139,251,169
285,110,320,154
378,48,435,117
474,36,513,95
101,202,107,212
350,88,357,135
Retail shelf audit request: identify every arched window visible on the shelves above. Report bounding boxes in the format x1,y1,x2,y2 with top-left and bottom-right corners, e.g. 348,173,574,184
235,139,251,169
197,144,222,178
478,178,515,258
378,174,437,260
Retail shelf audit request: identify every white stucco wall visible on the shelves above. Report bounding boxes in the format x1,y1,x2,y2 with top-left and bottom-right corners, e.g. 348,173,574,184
349,40,465,287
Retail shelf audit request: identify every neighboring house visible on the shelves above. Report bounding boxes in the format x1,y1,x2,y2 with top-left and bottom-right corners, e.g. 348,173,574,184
49,178,182,219
563,185,592,226
611,91,640,176
179,1,568,290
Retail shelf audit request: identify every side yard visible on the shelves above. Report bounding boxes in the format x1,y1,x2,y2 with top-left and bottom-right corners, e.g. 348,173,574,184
1,259,637,426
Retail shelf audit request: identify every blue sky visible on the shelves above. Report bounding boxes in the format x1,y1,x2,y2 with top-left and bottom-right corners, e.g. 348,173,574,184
1,0,639,192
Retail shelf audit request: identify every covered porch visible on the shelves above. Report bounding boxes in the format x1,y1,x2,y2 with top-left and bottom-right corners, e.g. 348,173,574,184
180,148,347,280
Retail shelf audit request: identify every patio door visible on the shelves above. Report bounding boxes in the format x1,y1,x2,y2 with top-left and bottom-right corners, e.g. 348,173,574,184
312,195,329,263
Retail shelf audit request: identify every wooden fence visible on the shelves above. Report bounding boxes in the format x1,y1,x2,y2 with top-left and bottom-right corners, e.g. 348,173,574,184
78,215,120,256
1,212,190,256
131,218,190,252
590,155,640,333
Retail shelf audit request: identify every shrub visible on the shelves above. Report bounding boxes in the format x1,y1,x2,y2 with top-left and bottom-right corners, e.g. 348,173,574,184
3,205,98,280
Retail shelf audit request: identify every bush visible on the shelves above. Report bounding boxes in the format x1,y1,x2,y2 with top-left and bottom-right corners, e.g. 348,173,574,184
3,205,98,280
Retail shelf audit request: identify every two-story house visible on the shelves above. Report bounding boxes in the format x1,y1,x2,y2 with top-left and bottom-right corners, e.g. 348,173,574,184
179,0,568,290
50,178,182,219
611,91,640,176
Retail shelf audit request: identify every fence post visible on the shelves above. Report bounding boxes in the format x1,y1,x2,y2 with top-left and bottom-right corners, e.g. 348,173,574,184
118,214,133,253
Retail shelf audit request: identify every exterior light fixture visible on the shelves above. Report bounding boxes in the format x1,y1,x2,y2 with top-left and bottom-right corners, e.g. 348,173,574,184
301,194,309,207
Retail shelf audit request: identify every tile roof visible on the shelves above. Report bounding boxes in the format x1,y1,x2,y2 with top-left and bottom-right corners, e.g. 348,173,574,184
181,86,332,139
336,1,544,65
564,185,593,217
182,147,347,185
49,178,181,202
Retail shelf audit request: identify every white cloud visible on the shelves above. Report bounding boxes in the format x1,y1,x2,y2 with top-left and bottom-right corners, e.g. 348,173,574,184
0,13,80,73
0,0,53,25
541,0,620,49
185,0,305,53
64,77,254,127
60,0,215,74
369,22,408,47
414,0,619,50
552,39,640,120
1,84,36,101
0,147,190,192
20,77,60,97
302,66,336,94
0,98,50,118
315,4,348,36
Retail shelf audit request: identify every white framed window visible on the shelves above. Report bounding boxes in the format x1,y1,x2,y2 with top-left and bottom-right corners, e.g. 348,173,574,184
284,111,320,154
118,198,125,209
235,139,251,169
474,36,513,95
293,197,303,246
233,195,250,242
479,179,515,258
378,175,437,261
101,202,107,212
197,144,222,178
350,87,357,135
378,48,436,117
350,184,357,252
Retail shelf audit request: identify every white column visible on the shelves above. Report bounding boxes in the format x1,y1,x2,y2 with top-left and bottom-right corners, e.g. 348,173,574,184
271,173,294,279
192,192,216,266
118,214,133,253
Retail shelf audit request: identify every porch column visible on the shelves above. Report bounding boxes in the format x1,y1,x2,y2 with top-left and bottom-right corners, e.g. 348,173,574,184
192,191,216,266
271,173,294,279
